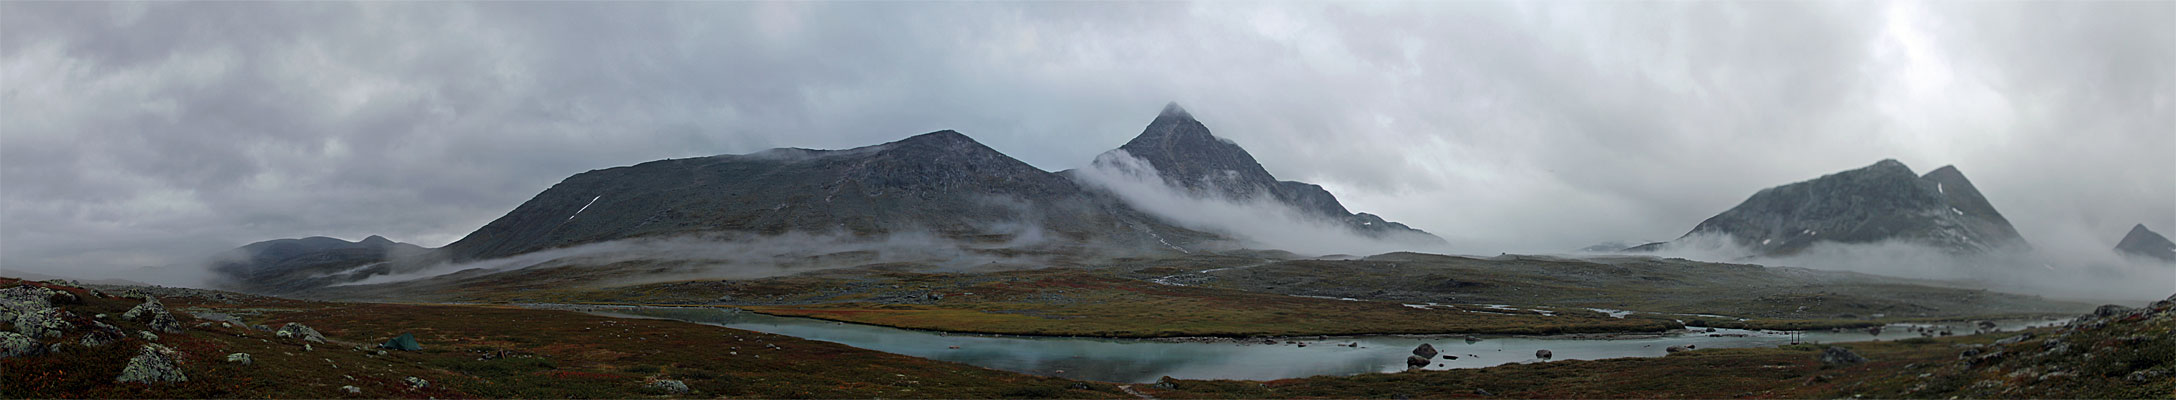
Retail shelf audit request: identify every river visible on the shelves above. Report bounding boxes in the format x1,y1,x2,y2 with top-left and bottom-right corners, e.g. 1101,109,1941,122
589,306,2059,383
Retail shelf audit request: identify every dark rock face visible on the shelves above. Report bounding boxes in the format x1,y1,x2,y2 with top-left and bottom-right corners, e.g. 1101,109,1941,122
1090,103,1440,241
1636,160,2028,255
438,130,1218,262
209,236,426,293
2115,224,2176,262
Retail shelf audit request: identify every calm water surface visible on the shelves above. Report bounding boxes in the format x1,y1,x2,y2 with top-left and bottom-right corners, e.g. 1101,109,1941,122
592,307,2058,383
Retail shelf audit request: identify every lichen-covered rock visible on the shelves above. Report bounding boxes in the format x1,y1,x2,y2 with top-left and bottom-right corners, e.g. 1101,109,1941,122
1821,346,1867,365
116,344,187,384
341,385,361,393
404,376,429,389
13,307,74,338
138,331,159,342
121,297,183,334
647,379,691,394
79,321,123,347
226,353,252,365
276,322,326,343
1,331,41,358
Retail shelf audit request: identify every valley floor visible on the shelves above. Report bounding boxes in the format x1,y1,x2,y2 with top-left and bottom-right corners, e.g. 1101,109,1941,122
4,277,2171,399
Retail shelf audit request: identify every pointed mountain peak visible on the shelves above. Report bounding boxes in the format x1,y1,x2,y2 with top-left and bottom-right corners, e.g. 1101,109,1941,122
1159,102,1193,120
2117,223,2176,262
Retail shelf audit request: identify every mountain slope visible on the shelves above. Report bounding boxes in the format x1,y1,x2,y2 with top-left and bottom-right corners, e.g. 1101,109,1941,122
2116,224,2176,262
1631,160,2028,255
1088,103,1438,239
437,130,1217,262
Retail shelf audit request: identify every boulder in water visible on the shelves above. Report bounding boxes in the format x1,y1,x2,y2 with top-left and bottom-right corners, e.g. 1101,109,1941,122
1535,349,1553,360
1406,355,1431,369
1666,345,1691,353
1412,343,1439,358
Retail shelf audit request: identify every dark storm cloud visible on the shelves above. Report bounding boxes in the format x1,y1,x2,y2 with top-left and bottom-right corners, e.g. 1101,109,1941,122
1,1,2169,285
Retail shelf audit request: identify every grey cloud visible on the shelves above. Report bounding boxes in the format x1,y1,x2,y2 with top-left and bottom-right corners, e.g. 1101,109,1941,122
0,1,2168,290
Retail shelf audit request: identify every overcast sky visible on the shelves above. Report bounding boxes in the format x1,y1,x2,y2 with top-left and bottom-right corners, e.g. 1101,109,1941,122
3,1,2171,282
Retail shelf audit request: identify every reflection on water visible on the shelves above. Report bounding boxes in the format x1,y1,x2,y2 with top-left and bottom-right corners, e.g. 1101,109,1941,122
593,307,2058,383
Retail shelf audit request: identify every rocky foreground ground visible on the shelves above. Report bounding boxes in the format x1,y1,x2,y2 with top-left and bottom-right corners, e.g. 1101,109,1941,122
3,276,2169,399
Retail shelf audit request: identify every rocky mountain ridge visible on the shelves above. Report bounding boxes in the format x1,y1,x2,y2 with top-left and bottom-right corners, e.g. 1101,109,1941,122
1629,159,2029,255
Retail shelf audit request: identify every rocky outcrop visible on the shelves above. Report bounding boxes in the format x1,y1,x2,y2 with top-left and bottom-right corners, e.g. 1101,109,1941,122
1820,346,1867,365
2115,224,2176,262
276,323,326,343
1630,160,2028,255
116,344,187,384
2,285,76,338
1,331,39,358
120,297,182,334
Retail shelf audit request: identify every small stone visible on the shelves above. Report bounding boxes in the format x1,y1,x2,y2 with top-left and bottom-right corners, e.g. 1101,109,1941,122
341,385,361,393
226,353,252,365
138,331,159,342
404,376,428,389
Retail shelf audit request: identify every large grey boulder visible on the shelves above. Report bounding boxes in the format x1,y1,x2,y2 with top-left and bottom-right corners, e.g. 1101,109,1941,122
1820,346,1867,366
121,297,183,334
116,344,187,384
276,323,327,343
647,379,691,394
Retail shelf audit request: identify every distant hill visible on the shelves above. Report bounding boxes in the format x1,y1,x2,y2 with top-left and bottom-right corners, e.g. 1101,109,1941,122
207,235,427,292
1628,160,2028,255
2115,224,2176,262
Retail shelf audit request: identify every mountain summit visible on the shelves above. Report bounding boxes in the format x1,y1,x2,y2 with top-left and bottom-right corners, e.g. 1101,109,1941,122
1093,103,1439,240
1631,159,2027,255
2116,224,2176,262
